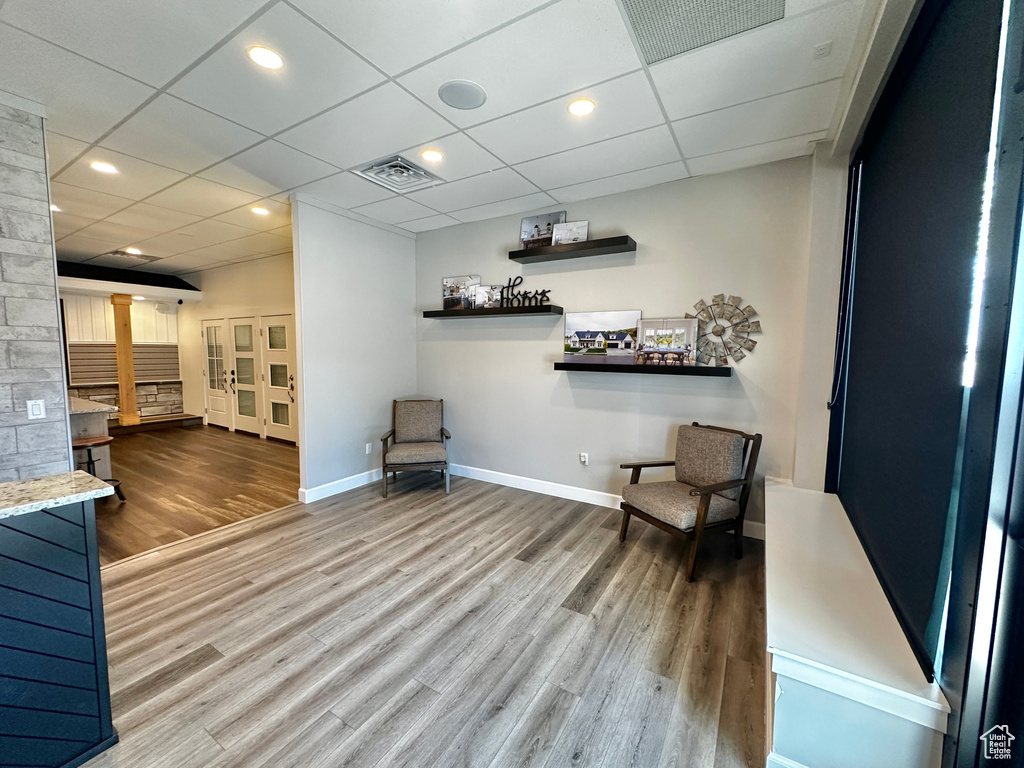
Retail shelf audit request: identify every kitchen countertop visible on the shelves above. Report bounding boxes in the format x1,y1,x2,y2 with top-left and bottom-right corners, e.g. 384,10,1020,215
69,396,119,415
0,470,115,520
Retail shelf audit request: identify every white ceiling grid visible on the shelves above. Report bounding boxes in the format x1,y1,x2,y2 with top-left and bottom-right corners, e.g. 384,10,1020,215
0,0,868,274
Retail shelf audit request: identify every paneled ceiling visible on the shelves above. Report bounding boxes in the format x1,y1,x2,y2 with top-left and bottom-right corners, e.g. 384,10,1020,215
0,0,870,274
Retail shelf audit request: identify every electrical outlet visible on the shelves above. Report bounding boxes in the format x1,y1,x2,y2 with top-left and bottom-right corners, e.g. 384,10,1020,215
813,40,833,59
365,443,372,455
26,400,46,420
579,452,589,466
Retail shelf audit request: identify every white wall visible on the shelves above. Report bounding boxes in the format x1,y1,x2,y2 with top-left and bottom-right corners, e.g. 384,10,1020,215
177,255,295,417
415,159,817,522
292,198,417,499
62,292,178,343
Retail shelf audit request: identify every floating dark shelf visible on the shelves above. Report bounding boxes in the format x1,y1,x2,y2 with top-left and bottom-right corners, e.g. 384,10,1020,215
423,304,564,318
509,235,637,264
554,361,732,377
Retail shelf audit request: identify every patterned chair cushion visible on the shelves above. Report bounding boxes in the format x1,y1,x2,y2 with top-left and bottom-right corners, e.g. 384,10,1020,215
386,441,447,465
621,480,739,531
395,400,442,443
675,425,745,500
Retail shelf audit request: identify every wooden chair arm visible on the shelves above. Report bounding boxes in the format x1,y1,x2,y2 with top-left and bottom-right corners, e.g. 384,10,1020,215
381,429,395,443
688,478,746,496
441,427,451,439
620,459,675,485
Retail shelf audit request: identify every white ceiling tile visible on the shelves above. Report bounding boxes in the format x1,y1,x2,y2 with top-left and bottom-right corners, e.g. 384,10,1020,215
145,177,259,217
404,133,504,182
686,133,824,176
270,224,292,239
172,219,256,244
468,71,665,165
82,252,161,269
140,253,232,274
549,161,690,203
672,80,841,157
52,213,94,238
54,148,186,200
350,196,439,225
105,203,202,233
0,23,155,142
184,243,257,262
102,95,264,174
293,172,394,210
73,221,156,249
216,198,292,230
449,192,558,223
135,232,216,257
53,250,94,263
407,167,538,212
277,83,453,170
49,183,135,220
45,133,89,173
396,214,461,233
228,231,292,254
292,0,551,75
198,140,339,197
55,234,121,259
0,0,268,86
513,125,680,190
398,0,641,128
651,1,863,120
169,4,385,135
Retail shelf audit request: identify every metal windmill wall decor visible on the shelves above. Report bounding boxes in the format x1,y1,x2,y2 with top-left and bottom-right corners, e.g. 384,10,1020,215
687,294,762,366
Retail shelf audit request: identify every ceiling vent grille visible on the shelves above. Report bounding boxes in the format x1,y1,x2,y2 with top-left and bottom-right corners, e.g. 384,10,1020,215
354,155,442,193
621,0,785,64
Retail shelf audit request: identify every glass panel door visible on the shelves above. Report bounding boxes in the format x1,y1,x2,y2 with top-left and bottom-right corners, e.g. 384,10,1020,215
229,318,262,435
202,320,231,429
261,314,297,443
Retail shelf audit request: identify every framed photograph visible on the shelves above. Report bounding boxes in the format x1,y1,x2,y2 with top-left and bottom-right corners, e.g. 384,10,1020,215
520,210,566,248
563,310,641,360
442,275,480,311
551,221,589,245
636,317,698,365
473,284,503,309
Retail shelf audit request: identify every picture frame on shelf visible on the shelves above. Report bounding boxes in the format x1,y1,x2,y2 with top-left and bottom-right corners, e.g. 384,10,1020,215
442,275,480,310
520,210,566,248
563,309,641,360
635,317,697,366
551,221,589,245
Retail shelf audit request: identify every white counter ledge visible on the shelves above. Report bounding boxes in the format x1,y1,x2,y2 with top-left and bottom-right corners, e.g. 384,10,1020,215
69,396,119,415
0,470,115,520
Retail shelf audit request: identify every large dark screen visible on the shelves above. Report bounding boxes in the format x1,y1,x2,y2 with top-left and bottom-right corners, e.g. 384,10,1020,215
837,0,1002,678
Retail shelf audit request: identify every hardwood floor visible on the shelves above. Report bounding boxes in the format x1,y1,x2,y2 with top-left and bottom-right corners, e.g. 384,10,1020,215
96,426,299,565
87,474,766,768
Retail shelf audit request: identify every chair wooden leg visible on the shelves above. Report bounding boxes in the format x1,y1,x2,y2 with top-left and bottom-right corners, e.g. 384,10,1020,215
382,465,388,498
619,509,631,542
685,496,711,582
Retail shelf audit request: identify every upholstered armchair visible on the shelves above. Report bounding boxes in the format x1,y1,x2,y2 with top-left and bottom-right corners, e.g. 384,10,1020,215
619,422,762,581
381,399,451,497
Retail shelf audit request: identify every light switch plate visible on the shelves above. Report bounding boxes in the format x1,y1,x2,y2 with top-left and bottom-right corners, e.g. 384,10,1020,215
27,400,46,419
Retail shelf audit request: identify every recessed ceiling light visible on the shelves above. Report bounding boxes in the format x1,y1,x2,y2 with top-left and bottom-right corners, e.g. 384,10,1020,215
90,161,118,174
420,149,444,163
124,247,142,255
251,206,270,216
248,46,284,70
50,204,61,212
568,99,595,117
438,80,487,110
132,296,146,301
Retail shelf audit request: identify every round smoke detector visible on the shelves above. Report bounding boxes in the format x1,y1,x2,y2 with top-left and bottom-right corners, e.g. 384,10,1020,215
438,80,487,110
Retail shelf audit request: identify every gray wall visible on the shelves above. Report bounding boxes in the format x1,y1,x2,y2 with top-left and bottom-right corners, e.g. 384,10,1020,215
0,101,71,480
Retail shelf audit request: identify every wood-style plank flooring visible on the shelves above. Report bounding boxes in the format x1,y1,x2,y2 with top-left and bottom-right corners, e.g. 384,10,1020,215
96,426,299,565
87,473,766,768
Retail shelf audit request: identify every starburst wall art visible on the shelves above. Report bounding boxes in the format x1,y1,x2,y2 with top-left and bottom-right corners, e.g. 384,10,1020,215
687,294,763,366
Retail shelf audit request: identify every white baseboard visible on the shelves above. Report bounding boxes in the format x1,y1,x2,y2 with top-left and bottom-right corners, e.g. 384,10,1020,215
766,751,811,768
744,520,765,540
450,464,621,509
299,468,382,503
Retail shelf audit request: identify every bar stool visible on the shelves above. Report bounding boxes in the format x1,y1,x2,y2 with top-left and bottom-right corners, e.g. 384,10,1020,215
72,435,125,501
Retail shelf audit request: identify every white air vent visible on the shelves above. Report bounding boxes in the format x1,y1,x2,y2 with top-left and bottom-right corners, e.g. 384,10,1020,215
622,0,784,64
354,156,442,193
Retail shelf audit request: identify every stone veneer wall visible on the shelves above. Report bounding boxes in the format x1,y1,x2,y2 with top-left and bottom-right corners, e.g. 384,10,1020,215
68,382,184,417
0,102,70,481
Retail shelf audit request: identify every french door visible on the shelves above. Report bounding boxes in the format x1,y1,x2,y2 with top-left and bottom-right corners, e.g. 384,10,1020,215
201,319,231,429
229,318,262,435
261,315,297,443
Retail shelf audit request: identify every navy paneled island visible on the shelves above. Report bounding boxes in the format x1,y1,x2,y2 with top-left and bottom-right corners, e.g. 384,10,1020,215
0,471,118,768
